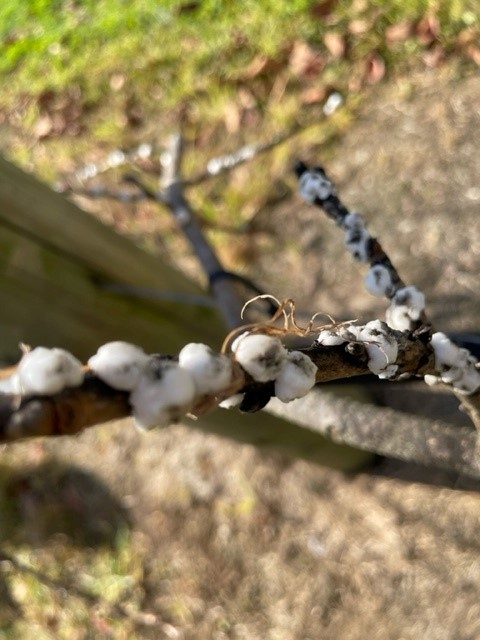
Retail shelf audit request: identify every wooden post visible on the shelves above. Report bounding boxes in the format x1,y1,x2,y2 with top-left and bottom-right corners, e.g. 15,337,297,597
0,155,225,362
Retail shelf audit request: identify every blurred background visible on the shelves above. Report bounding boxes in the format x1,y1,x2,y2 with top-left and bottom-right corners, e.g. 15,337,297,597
1,1,480,638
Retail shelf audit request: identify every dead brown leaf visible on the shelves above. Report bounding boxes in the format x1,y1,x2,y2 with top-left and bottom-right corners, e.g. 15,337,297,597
194,123,217,149
110,73,126,91
457,27,478,48
301,85,327,105
348,73,363,93
324,32,346,58
91,614,115,636
34,87,84,138
125,95,144,128
416,14,440,46
364,53,386,85
224,101,242,133
37,89,57,111
269,73,289,103
310,0,338,18
465,44,480,65
385,21,412,45
243,55,282,79
34,115,53,139
423,44,445,68
348,19,369,35
176,1,200,13
289,41,325,79
243,107,261,130
238,88,257,110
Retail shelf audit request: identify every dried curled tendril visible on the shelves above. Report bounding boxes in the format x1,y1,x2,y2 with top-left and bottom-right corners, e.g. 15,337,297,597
221,295,355,353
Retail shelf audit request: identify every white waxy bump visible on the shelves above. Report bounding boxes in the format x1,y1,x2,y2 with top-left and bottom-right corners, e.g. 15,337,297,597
343,213,371,262
343,212,365,233
427,332,480,395
346,239,370,262
231,333,287,382
455,366,480,394
178,343,232,395
299,171,334,203
338,324,363,342
431,332,462,367
219,394,244,409
385,305,411,332
424,374,439,387
274,351,318,402
88,341,149,391
342,212,370,262
365,264,395,297
360,320,398,378
316,330,345,346
386,286,426,331
0,375,19,394
17,347,84,395
131,359,196,430
339,321,398,379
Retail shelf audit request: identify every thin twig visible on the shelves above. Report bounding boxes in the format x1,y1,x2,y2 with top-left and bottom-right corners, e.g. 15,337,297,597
67,144,154,183
294,162,409,308
184,129,298,187
161,133,246,330
2,331,480,477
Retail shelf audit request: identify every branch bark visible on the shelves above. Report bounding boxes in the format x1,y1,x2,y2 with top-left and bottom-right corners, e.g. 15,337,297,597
268,391,480,479
161,134,245,330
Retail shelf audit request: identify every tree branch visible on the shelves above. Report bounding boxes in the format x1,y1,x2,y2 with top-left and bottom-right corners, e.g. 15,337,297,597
268,391,480,479
160,133,245,329
0,327,438,444
0,375,129,442
1,330,480,479
184,129,297,186
294,161,480,422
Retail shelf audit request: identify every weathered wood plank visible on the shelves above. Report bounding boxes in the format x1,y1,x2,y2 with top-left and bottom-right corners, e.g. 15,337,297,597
0,156,225,360
0,224,222,361
0,155,200,296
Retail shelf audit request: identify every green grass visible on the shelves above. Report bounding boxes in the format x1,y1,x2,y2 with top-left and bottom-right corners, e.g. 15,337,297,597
0,1,310,102
1,0,477,191
1,0,478,120
1,0,478,175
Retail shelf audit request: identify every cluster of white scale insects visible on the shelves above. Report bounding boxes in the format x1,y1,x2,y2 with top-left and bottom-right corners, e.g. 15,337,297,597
0,347,84,395
317,320,399,379
2,317,479,432
230,332,318,403
0,336,319,430
0,166,477,437
298,171,429,334
341,215,427,333
298,167,480,394
425,332,480,395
